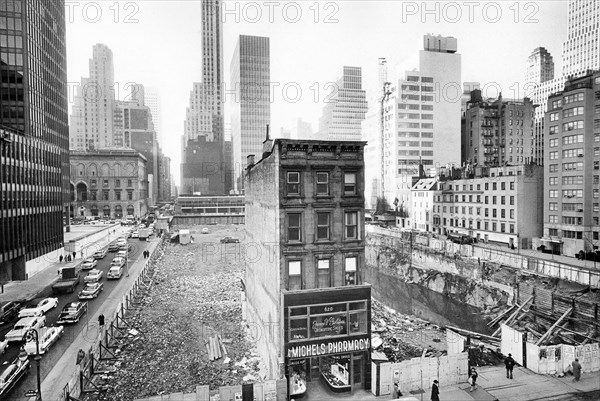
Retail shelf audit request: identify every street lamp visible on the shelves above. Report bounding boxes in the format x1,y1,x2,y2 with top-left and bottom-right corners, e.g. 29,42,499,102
25,328,42,401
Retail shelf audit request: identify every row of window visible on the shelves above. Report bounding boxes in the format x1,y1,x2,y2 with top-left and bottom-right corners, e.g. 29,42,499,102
287,211,360,242
72,190,135,202
286,171,357,197
442,218,515,234
548,229,586,240
440,206,516,219
444,181,516,192
287,256,358,292
549,202,584,211
548,189,584,198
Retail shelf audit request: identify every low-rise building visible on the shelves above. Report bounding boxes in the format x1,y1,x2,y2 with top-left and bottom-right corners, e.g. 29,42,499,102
422,165,543,248
411,178,439,233
69,149,149,219
244,138,371,395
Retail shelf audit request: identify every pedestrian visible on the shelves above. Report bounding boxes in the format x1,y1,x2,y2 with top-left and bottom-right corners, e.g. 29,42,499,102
469,368,478,392
80,251,84,258
572,358,582,382
505,353,516,379
393,382,402,398
431,379,439,401
72,251,76,260
59,255,63,263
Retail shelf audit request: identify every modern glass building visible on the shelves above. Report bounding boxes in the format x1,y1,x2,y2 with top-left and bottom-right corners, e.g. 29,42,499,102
0,0,69,281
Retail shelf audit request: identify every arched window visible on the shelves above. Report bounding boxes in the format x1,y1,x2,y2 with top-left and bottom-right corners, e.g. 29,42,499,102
103,205,111,217
76,183,88,201
127,205,135,216
91,205,99,216
115,205,123,218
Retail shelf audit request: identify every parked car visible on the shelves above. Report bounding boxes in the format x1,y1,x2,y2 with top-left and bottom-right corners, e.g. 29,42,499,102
5,316,46,342
81,258,97,270
93,248,108,259
56,302,88,324
78,282,104,300
111,257,125,268
84,269,103,283
117,238,127,245
0,357,30,397
116,250,128,259
24,325,64,355
108,242,120,252
18,298,58,318
220,236,240,244
131,231,139,238
107,264,124,279
0,301,21,325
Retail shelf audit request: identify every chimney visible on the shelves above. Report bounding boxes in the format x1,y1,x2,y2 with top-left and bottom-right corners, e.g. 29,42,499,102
262,124,273,159
246,154,255,170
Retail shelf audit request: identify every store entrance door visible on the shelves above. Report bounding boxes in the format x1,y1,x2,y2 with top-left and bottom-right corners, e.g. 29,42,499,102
352,355,363,390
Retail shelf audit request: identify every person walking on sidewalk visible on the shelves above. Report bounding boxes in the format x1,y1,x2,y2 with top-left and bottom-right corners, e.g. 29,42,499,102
572,358,582,382
72,251,76,260
469,368,478,392
59,254,63,263
431,379,439,401
505,353,516,379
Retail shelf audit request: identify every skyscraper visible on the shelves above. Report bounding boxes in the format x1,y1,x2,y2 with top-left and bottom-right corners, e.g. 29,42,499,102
69,44,116,150
0,0,69,281
317,66,368,141
230,34,270,191
526,47,555,85
145,87,162,143
562,0,600,78
181,0,227,195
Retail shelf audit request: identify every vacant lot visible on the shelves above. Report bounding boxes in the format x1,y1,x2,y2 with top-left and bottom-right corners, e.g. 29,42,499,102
96,224,261,400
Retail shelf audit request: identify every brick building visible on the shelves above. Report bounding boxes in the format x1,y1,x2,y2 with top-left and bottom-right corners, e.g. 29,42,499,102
69,149,149,219
244,138,371,396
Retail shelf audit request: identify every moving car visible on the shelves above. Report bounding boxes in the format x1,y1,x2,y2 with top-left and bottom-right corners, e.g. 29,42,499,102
0,301,21,325
23,325,64,355
18,298,58,318
108,242,120,252
81,258,97,270
84,269,103,283
5,316,46,342
0,357,30,397
93,248,108,259
220,236,240,244
131,231,139,238
116,249,128,259
56,302,88,324
78,282,104,300
117,238,127,246
107,264,124,279
111,256,125,268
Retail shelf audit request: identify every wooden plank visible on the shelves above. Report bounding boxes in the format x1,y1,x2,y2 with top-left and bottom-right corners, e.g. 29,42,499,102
536,307,573,345
554,326,598,343
445,326,500,342
492,296,534,337
488,305,517,327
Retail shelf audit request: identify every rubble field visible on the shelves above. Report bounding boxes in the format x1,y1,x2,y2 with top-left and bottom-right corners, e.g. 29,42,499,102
91,225,262,401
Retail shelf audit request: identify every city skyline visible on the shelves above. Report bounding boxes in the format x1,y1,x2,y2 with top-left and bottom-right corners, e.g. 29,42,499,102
66,1,568,185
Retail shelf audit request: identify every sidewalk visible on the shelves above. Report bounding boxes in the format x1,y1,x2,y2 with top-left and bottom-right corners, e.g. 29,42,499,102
39,236,162,401
0,224,129,304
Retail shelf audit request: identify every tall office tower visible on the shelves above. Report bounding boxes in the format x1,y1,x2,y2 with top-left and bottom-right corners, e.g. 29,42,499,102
526,47,555,85
0,0,69,281
542,71,600,256
230,35,270,191
181,0,226,195
462,90,535,166
69,44,116,150
317,66,368,141
145,87,162,143
562,0,600,78
382,35,461,215
287,118,314,140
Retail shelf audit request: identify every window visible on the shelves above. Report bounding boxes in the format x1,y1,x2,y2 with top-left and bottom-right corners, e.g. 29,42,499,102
102,191,109,201
344,212,358,239
115,179,121,187
510,182,515,190
549,138,558,147
115,191,121,201
287,213,302,242
563,120,584,131
501,182,506,191
549,112,559,121
510,209,515,219
492,209,497,218
90,179,97,188
316,172,329,195
562,189,583,198
549,202,558,211
549,125,559,135
317,259,330,288
286,172,300,195
549,151,558,160
549,164,558,172
492,196,497,205
549,190,558,198
501,209,506,218
127,191,133,201
103,179,109,187
563,134,584,145
344,256,357,285
549,177,558,185
316,213,330,240
562,148,584,158
562,176,583,185
493,183,497,190
343,172,357,195
288,261,302,290
563,106,584,118
127,179,132,187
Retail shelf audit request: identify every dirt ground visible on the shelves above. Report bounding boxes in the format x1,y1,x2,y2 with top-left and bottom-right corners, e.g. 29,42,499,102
92,224,261,400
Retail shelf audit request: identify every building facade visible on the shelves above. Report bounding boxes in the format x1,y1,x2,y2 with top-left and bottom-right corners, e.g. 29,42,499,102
428,165,544,247
244,139,371,393
70,149,149,220
230,34,271,191
0,0,70,281
562,0,600,78
317,66,368,141
542,71,600,256
181,0,227,194
462,91,535,166
69,43,116,151
526,47,555,86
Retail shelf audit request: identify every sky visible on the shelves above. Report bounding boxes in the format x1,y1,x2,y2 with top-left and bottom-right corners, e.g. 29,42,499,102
65,0,569,185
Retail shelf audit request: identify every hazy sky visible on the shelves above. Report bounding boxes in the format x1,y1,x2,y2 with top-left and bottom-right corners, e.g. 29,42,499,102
65,1,568,184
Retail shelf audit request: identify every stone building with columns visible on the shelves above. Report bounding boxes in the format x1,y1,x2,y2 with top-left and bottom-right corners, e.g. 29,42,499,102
69,149,149,219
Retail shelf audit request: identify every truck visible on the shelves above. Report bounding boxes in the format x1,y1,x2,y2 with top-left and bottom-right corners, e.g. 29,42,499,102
139,227,151,241
51,267,81,294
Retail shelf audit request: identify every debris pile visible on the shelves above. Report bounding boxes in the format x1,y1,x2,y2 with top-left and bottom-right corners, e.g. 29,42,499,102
371,299,446,362
88,226,261,401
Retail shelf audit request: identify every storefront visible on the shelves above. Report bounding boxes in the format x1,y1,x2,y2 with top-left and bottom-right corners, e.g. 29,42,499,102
283,285,371,398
